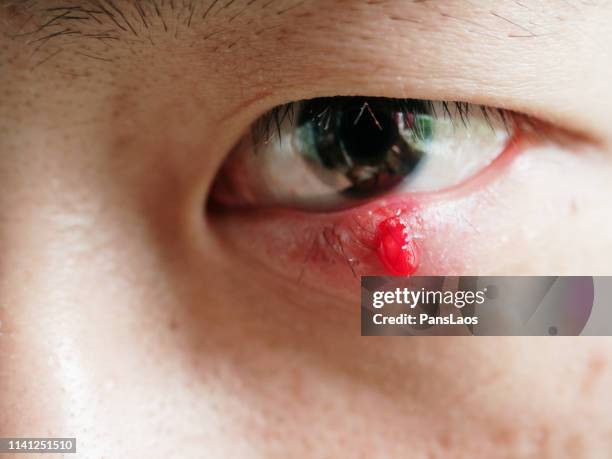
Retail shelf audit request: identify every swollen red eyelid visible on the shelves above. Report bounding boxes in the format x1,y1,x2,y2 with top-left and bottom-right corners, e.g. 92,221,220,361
211,126,528,284
277,132,526,279
303,197,425,277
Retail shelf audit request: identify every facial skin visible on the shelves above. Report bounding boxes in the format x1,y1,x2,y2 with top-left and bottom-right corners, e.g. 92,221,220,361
1,0,612,457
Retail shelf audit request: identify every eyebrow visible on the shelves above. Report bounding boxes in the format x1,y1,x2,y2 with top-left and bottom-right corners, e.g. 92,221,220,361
4,0,586,48
0,0,310,65
3,0,608,142
0,0,594,71
0,0,558,82
3,0,296,34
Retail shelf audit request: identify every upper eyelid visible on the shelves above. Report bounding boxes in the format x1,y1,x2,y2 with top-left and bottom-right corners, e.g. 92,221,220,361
4,1,608,146
234,89,605,155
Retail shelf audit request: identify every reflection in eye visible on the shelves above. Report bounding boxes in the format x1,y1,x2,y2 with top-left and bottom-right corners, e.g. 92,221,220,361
212,97,516,211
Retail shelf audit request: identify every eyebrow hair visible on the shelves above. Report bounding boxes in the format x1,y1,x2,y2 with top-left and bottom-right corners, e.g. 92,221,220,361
1,0,591,69
1,0,307,64
2,0,293,33
0,0,295,66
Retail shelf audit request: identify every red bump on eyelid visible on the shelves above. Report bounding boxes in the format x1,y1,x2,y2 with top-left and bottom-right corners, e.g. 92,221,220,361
376,216,419,276
323,198,423,276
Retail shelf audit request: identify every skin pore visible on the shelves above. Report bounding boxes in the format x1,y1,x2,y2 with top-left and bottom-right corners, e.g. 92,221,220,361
1,0,612,457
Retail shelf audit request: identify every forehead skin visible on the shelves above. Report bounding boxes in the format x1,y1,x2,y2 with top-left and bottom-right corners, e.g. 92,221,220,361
1,0,611,145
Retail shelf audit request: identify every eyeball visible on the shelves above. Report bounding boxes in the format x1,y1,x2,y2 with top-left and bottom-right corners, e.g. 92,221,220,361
212,97,515,211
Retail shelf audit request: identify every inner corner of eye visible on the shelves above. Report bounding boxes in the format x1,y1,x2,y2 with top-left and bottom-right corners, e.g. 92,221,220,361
211,96,518,212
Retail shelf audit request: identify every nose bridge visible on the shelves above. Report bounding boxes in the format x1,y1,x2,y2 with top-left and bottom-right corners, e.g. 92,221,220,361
0,137,146,312
0,157,96,433
0,97,210,333
0,137,182,313
0,147,173,436
0,143,127,280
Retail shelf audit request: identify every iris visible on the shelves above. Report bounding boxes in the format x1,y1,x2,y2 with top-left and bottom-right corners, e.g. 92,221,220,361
296,97,430,198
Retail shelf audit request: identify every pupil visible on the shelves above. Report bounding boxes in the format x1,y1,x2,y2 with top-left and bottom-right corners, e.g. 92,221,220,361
337,103,396,166
298,97,426,198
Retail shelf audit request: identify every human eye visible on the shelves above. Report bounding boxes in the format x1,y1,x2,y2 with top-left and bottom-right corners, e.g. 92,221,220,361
212,97,519,212
209,95,539,279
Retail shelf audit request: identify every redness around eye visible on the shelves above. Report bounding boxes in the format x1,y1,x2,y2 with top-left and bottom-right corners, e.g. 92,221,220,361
209,124,526,284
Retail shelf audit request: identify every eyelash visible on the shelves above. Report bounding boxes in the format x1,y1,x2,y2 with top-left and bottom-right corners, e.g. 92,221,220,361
250,98,536,148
